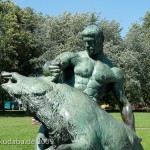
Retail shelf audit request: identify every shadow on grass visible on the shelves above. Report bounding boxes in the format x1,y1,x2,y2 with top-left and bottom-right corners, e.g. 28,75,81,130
0,110,32,117
1,108,149,117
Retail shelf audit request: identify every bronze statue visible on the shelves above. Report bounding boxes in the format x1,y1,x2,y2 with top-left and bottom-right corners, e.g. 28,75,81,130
1,71,143,150
1,25,139,150
43,24,135,130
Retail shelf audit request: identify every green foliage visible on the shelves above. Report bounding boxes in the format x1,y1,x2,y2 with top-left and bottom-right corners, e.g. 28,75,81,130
0,1,149,106
102,12,150,106
121,12,150,105
99,19,122,45
0,0,42,75
31,12,100,71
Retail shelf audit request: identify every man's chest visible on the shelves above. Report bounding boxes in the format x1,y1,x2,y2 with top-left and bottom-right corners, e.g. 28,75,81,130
73,58,94,77
73,57,114,84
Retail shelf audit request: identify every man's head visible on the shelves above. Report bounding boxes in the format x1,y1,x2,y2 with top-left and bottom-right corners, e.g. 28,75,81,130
81,24,104,57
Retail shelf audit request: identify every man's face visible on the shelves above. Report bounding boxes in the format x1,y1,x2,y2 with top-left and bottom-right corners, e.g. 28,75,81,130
83,36,100,56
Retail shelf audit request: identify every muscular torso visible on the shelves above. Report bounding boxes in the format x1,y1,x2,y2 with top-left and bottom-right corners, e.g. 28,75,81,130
62,51,121,101
44,51,134,130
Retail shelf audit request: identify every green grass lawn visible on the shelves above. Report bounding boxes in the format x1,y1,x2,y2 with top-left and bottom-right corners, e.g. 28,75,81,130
0,112,149,150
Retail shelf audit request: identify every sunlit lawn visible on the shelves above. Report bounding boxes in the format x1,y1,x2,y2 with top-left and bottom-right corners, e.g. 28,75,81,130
0,111,39,150
0,112,149,150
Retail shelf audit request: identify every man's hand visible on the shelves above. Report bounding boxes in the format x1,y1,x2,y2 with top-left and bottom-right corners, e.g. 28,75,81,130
43,59,62,79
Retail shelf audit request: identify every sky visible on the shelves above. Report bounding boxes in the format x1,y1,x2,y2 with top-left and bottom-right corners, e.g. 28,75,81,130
11,0,150,37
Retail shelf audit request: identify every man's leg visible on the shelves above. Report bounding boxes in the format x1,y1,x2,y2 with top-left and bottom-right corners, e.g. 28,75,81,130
35,124,51,150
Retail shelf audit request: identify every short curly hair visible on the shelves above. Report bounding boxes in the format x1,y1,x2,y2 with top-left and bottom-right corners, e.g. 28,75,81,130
81,24,104,43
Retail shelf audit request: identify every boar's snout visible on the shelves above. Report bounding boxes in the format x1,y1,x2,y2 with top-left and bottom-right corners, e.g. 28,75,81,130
1,71,18,84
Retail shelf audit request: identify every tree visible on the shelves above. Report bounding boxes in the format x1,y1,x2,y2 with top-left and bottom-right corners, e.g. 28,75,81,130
0,0,42,110
1,1,149,107
31,12,100,72
120,12,150,106
141,11,150,105
0,0,42,75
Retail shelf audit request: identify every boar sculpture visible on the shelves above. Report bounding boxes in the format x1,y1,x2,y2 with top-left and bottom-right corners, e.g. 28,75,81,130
1,71,143,150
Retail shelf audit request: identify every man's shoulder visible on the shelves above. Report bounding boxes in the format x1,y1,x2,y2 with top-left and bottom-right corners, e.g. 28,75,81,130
59,51,75,56
62,50,88,57
111,67,124,81
56,51,77,59
76,51,88,57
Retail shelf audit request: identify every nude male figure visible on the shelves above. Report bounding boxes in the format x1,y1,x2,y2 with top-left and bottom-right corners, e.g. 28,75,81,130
36,24,135,149
44,24,135,130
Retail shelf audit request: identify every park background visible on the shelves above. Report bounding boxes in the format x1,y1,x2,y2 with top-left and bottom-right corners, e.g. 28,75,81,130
0,0,150,150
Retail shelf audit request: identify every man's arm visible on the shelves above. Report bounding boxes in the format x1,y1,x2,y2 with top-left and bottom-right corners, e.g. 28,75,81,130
55,51,77,69
43,51,76,81
111,67,135,130
112,82,135,131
